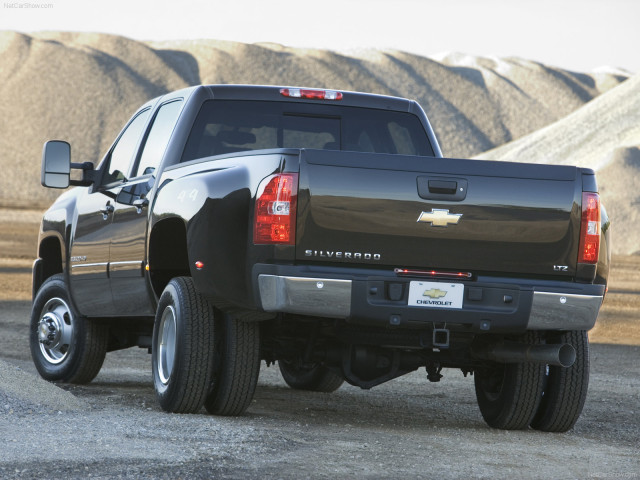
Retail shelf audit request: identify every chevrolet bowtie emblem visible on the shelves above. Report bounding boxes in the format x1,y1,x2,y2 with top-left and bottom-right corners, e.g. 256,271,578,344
417,209,462,227
423,288,447,299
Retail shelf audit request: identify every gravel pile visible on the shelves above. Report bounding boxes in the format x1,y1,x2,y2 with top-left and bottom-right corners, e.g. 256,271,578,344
0,359,87,416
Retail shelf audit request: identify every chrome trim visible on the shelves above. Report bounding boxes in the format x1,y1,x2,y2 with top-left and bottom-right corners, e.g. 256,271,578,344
109,260,144,277
527,292,603,330
110,261,144,268
70,262,108,275
258,275,351,318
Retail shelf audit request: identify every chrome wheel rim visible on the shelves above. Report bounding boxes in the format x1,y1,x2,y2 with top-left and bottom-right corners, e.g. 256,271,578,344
157,305,177,385
38,297,74,365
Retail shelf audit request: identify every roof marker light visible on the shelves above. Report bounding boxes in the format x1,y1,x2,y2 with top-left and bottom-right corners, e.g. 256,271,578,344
280,88,343,100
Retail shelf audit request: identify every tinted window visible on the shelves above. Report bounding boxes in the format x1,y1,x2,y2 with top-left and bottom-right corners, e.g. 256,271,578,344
135,100,183,177
388,121,419,155
182,100,433,162
104,109,151,185
282,114,340,149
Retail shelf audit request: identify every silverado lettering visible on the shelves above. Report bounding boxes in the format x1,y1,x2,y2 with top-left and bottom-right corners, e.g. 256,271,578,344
304,250,382,261
31,85,609,433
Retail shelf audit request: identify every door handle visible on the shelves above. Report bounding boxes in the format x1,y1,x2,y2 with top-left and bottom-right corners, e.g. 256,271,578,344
100,202,114,218
133,197,149,214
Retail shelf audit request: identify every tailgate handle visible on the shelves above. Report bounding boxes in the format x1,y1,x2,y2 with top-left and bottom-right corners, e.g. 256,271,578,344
417,176,468,201
428,180,457,194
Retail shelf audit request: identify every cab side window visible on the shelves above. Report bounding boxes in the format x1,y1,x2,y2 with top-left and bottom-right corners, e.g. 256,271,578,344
103,109,151,185
134,100,183,177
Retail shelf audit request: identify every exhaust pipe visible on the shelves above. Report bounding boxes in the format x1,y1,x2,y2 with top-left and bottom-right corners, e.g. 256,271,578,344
473,342,576,368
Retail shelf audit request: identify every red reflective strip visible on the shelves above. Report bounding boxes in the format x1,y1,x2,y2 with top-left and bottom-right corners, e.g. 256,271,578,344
578,192,601,264
394,268,472,279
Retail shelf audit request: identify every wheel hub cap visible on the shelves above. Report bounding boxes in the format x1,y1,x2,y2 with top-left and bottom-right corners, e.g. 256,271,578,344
38,313,62,348
156,306,177,385
38,298,74,364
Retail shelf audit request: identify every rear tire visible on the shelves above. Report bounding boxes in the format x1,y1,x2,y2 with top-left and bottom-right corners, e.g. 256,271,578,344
204,313,261,416
279,361,344,393
531,330,589,432
152,277,215,414
30,274,108,384
474,332,545,430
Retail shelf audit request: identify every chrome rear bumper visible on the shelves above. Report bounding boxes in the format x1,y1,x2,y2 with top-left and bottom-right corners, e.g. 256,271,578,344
527,291,602,330
257,273,603,331
258,275,352,318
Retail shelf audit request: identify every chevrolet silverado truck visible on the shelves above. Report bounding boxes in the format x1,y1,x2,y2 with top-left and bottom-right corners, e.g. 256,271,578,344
31,85,609,431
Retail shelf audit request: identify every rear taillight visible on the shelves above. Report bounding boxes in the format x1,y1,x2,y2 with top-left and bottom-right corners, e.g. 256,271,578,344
578,192,600,264
280,88,343,100
253,173,298,245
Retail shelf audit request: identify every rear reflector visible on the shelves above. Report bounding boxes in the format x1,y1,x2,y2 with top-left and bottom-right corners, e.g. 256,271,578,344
578,192,601,264
254,173,298,245
280,88,343,100
394,268,472,279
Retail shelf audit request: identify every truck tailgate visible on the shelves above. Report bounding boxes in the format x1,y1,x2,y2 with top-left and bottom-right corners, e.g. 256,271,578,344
296,149,582,277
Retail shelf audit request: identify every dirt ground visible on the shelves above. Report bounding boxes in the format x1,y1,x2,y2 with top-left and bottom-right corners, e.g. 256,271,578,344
1,209,639,479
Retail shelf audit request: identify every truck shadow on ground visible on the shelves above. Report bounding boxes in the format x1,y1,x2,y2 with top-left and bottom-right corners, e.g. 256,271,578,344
67,372,487,432
249,382,487,431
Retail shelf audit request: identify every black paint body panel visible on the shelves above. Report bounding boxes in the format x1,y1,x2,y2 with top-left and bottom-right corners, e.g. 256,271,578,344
296,149,583,277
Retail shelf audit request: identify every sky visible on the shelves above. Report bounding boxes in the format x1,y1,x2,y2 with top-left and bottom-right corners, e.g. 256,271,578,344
1,0,638,73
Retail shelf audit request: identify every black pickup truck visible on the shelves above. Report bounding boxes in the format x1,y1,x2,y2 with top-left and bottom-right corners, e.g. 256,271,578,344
32,85,609,431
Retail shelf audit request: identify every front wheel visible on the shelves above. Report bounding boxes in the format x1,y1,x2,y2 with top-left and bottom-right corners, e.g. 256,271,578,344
30,274,108,384
474,332,545,430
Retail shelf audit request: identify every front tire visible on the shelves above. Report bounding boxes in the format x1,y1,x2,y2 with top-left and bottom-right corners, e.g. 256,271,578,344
278,361,344,393
30,274,108,384
152,277,215,413
474,332,545,430
531,330,590,432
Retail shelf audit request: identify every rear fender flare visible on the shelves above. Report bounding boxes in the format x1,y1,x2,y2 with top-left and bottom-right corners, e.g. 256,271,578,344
150,166,252,304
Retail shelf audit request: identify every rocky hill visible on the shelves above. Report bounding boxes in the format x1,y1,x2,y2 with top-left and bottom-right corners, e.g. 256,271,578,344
478,73,640,254
0,31,626,208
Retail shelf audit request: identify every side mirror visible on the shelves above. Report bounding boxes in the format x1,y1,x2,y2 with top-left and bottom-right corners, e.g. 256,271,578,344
41,140,98,189
41,140,71,189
